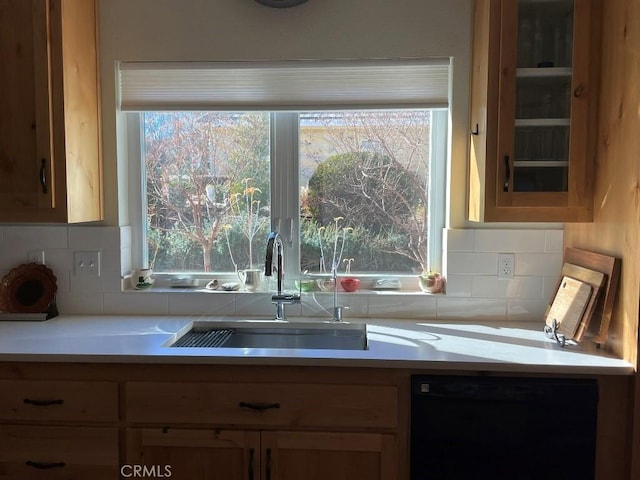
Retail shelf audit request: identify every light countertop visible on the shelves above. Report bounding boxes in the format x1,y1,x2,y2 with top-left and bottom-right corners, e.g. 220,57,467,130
0,315,633,374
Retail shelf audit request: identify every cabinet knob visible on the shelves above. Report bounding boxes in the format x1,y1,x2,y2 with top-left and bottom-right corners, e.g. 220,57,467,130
573,85,585,98
470,123,479,135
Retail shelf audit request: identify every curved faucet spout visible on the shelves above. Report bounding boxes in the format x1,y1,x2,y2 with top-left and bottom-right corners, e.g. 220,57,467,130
264,231,300,320
264,231,283,294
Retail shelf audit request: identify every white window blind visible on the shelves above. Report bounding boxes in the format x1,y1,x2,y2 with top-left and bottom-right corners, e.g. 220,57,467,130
118,58,450,111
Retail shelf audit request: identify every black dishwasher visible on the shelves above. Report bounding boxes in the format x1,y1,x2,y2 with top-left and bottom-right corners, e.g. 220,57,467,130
411,375,598,480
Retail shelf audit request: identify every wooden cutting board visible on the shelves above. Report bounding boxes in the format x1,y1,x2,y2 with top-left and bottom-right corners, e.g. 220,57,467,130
563,248,620,344
545,276,593,338
559,263,606,342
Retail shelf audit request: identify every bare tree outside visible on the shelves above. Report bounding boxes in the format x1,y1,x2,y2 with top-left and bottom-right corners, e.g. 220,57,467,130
300,111,431,273
143,110,431,275
144,112,270,272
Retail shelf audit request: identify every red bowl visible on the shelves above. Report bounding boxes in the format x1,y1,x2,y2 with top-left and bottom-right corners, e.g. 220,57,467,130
340,277,360,292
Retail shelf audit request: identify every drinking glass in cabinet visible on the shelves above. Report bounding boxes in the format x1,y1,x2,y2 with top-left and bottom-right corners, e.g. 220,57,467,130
517,0,574,69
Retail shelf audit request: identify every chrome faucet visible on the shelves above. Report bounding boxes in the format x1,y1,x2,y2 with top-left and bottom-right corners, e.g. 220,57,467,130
331,266,347,321
265,231,301,320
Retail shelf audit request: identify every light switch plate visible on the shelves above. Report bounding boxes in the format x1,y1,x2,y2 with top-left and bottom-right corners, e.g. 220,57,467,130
74,251,101,277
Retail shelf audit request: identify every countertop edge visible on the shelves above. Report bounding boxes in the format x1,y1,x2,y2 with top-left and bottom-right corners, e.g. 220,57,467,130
0,315,634,375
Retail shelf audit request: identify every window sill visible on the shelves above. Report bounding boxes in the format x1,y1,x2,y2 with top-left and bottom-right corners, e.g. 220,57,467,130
122,284,445,296
122,273,446,295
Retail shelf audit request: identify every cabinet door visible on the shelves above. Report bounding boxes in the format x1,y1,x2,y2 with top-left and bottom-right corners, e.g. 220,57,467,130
0,0,102,223
262,431,397,480
127,428,260,480
469,0,600,222
0,0,54,211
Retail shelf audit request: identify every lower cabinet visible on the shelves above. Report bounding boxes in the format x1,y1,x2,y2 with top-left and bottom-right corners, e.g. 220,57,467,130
0,425,119,479
0,364,629,480
262,431,396,480
127,428,396,480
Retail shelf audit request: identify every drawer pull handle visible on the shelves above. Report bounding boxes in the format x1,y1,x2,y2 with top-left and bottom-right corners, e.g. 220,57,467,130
23,398,64,407
26,461,66,469
239,401,280,411
248,448,255,480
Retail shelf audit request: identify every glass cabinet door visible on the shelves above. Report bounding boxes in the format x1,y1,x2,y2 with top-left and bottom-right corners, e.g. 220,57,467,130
512,0,574,193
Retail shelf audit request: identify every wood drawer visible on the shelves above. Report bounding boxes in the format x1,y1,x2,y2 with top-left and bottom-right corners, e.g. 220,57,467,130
126,382,398,429
0,380,118,423
0,425,119,479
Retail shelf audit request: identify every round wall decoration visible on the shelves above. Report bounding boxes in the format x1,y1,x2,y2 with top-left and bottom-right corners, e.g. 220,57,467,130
0,263,57,313
255,0,309,7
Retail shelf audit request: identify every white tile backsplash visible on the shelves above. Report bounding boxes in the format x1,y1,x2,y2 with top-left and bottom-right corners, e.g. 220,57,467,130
447,252,498,275
514,253,563,276
56,291,104,314
444,228,474,252
443,228,562,322
441,274,473,297
301,292,368,318
436,297,507,320
168,291,235,316
367,293,437,319
0,226,562,322
473,229,547,252
3,226,69,250
544,230,564,253
507,298,550,321
69,226,121,250
104,292,170,315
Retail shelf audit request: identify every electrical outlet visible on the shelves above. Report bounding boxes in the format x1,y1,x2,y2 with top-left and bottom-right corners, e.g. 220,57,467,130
74,251,101,277
28,250,45,264
498,253,515,280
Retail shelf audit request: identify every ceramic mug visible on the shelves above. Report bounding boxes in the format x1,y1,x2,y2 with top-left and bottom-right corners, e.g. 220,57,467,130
238,269,262,291
132,268,154,290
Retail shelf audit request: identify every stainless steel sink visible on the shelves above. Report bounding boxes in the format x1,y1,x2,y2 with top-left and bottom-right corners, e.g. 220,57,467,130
169,321,368,350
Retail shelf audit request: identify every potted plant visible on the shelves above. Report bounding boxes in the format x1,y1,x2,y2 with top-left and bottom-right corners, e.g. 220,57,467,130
418,269,443,293
315,217,353,291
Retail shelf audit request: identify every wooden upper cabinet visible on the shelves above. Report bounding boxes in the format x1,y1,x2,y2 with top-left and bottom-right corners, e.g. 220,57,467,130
0,0,102,223
468,0,601,222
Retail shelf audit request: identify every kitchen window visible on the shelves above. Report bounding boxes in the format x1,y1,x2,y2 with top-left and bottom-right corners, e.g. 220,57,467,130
120,59,450,288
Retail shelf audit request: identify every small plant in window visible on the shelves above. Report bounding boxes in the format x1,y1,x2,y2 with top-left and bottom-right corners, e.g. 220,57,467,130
343,257,355,273
229,178,269,269
222,224,238,273
419,268,443,294
317,217,352,274
315,217,352,291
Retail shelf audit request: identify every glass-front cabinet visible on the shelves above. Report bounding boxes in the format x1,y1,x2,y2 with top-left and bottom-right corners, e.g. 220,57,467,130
468,0,601,222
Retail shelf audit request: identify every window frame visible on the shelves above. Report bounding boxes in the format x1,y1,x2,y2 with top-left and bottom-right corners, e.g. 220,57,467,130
126,109,447,290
